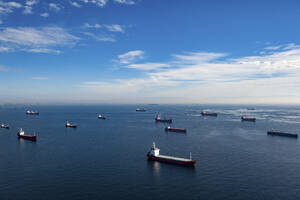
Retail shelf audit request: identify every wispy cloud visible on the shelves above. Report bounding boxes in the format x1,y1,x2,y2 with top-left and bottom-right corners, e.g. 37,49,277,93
114,0,135,5
40,12,49,17
84,23,101,29
105,24,124,33
0,26,80,53
0,65,9,71
0,46,11,52
82,44,300,104
49,3,63,12
117,50,144,64
0,19,2,24
31,76,49,80
23,0,38,14
70,1,82,8
26,48,61,54
83,32,116,42
0,1,22,14
81,0,108,7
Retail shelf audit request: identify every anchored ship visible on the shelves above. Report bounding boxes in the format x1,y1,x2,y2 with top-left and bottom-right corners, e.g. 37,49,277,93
98,114,106,120
267,130,298,138
165,126,186,133
136,108,146,112
241,116,256,122
65,121,77,128
17,128,37,141
147,142,196,166
1,123,9,129
155,115,172,123
26,110,39,115
201,111,217,117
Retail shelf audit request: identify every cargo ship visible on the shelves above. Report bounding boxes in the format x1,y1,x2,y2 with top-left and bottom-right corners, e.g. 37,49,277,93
267,130,298,138
17,128,37,141
98,114,106,120
201,111,217,117
65,121,77,128
241,116,256,122
26,110,39,115
165,126,187,133
1,123,9,129
147,142,196,166
155,115,172,123
136,108,146,112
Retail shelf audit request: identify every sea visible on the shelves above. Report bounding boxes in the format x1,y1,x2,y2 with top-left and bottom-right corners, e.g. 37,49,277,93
1,104,300,200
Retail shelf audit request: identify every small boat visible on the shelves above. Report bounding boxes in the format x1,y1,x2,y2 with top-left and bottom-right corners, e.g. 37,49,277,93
201,111,217,117
155,115,172,123
247,108,255,110
26,110,39,115
147,142,196,166
65,121,77,128
136,108,146,112
1,123,10,129
17,128,37,141
98,114,106,120
165,126,187,133
241,116,256,122
267,130,298,138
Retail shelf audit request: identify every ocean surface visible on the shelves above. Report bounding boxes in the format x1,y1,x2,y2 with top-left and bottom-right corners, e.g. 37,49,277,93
1,104,300,200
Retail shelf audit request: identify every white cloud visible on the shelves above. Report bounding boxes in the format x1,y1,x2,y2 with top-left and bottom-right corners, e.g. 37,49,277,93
23,0,38,14
125,63,170,70
105,24,124,33
114,0,135,5
264,45,281,50
26,48,61,54
31,76,49,80
117,50,144,64
83,32,116,42
81,0,108,7
49,3,62,12
81,45,300,104
0,1,22,14
26,0,38,6
70,1,82,7
84,23,101,29
0,46,11,52
0,26,80,52
40,12,49,17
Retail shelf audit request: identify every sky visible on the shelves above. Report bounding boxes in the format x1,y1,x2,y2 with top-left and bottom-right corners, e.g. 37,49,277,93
0,0,300,105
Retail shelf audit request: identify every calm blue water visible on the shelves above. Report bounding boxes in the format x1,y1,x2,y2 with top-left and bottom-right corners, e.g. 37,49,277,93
1,105,300,200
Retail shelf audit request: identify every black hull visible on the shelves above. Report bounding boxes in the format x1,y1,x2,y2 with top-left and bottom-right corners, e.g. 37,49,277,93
267,131,298,138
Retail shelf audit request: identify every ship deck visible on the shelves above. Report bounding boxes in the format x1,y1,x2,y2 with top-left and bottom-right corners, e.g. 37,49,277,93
157,154,192,162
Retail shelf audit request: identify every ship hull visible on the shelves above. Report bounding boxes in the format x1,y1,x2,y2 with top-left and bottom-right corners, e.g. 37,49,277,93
241,118,256,122
267,131,298,138
147,154,195,166
201,112,217,117
165,128,186,133
18,134,37,141
66,125,77,128
155,119,172,123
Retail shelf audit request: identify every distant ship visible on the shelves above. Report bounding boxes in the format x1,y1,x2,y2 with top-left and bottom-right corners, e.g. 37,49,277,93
1,123,9,129
241,116,256,122
267,130,298,138
65,121,77,128
155,115,172,123
165,126,186,133
26,110,39,115
136,108,146,112
17,128,37,141
147,142,196,166
201,111,217,117
98,114,106,120
247,108,255,110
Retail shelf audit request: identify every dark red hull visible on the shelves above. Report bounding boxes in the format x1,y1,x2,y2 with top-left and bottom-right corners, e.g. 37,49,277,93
65,125,77,128
155,119,172,123
147,154,195,166
18,134,37,141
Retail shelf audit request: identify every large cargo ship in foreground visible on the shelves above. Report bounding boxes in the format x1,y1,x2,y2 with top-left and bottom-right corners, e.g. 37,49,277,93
147,142,196,166
17,128,37,141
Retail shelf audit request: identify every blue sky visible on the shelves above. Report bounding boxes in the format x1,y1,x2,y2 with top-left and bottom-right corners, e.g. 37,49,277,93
0,0,300,104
